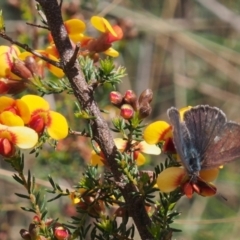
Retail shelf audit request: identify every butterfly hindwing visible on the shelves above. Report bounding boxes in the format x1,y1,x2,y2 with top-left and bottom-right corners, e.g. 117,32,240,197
201,121,240,169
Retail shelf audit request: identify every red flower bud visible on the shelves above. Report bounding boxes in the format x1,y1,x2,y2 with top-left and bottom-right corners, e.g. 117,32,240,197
0,138,15,157
109,91,123,106
54,226,70,240
123,90,138,110
120,104,134,119
123,90,137,104
33,215,40,223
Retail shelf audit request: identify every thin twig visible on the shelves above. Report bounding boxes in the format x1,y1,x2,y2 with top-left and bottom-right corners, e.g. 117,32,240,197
0,32,62,68
26,22,50,30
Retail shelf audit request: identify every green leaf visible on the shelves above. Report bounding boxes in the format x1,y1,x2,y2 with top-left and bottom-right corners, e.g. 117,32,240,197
15,193,30,199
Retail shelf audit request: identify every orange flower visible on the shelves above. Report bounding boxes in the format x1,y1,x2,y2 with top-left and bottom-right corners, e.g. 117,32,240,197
21,95,68,140
157,167,218,198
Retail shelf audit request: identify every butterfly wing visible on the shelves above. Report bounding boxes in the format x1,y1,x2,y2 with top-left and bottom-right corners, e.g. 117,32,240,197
167,107,194,173
201,121,240,169
183,105,240,169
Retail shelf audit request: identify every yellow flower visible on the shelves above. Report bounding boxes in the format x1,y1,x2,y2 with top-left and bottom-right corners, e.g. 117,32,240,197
0,96,30,126
21,95,68,140
157,167,218,198
0,45,21,80
91,138,160,166
0,124,38,157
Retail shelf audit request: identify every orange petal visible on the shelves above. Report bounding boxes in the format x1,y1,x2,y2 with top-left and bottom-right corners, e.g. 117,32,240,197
139,141,161,155
195,180,217,197
91,150,104,166
47,111,68,140
135,152,146,166
143,121,172,144
157,167,186,192
106,25,123,43
199,168,219,182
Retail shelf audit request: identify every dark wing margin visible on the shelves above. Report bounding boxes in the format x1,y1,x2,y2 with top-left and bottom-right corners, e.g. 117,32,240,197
167,107,192,172
183,105,227,166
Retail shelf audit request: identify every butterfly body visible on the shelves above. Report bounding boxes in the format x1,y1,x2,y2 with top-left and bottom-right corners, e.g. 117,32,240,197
167,105,240,182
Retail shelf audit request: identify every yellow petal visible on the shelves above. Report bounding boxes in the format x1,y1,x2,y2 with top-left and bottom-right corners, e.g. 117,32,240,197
136,152,146,166
15,99,30,124
143,121,172,144
21,95,50,113
0,96,14,112
104,48,119,57
0,111,24,126
65,19,86,35
139,141,161,155
199,168,219,182
179,106,192,121
157,167,186,192
91,150,104,166
91,16,117,37
47,111,68,140
0,125,38,148
69,33,86,44
0,45,21,79
47,63,65,78
114,138,127,150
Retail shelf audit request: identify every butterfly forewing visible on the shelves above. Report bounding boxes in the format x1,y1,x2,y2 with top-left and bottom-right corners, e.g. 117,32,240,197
183,105,227,165
167,107,193,172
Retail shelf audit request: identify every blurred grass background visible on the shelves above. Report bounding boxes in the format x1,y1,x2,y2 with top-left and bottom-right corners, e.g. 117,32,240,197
1,0,240,239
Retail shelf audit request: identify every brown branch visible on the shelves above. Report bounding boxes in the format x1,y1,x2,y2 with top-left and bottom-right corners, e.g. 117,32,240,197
36,0,153,239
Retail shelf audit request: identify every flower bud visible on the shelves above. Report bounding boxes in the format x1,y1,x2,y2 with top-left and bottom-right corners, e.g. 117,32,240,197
24,56,39,76
0,138,15,157
109,91,123,107
120,104,134,119
114,207,127,217
54,226,70,240
138,102,152,119
138,89,153,105
0,78,26,95
123,90,137,104
11,59,32,80
19,229,31,240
